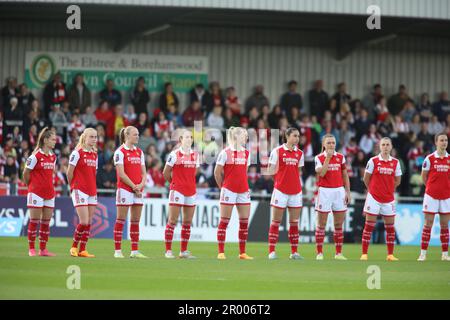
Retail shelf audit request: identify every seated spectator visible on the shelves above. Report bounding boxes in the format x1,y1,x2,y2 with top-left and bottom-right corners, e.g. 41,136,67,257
362,83,383,122
330,82,351,116
68,73,91,113
336,102,354,125
159,82,179,114
182,101,203,127
206,105,224,129
248,106,260,128
247,165,261,190
49,104,69,139
245,85,270,114
1,76,18,109
387,84,413,116
4,97,23,136
189,83,209,113
95,123,106,151
337,119,355,149
96,159,117,195
268,104,282,128
378,115,395,137
432,91,450,122
99,79,121,107
43,72,67,118
320,120,340,147
225,86,242,116
417,93,433,122
375,96,389,123
207,81,225,114
138,128,155,152
223,107,240,128
135,112,150,135
428,115,445,135
401,100,417,123
154,111,174,139
130,77,150,116
280,80,303,115
254,174,274,194
417,122,433,149
166,104,183,128
288,107,301,128
359,124,380,155
110,104,130,139
80,106,98,127
3,155,18,183
124,104,137,124
354,109,371,140
68,113,86,135
6,126,22,149
95,101,114,137
17,83,35,115
61,101,72,121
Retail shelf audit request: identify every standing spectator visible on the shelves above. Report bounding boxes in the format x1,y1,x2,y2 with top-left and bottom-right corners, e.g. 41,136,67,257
417,93,433,122
206,81,225,114
182,101,203,127
17,83,35,115
280,80,303,115
308,79,329,122
432,91,450,122
4,97,23,124
99,79,121,107
362,84,383,122
109,104,130,139
206,105,225,129
330,82,351,116
95,101,114,135
1,77,18,109
130,76,150,116
189,83,210,113
225,86,242,116
159,82,179,114
68,73,91,113
43,72,67,117
387,84,412,116
80,106,98,127
245,84,270,114
268,104,282,128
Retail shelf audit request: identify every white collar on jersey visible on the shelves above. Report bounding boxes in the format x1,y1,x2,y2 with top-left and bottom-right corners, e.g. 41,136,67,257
433,150,449,158
228,146,245,152
38,148,53,156
178,147,193,155
282,143,298,151
377,154,393,161
123,144,136,151
321,150,337,156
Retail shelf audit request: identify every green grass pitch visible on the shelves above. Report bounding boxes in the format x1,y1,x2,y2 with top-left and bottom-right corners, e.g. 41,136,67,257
0,237,449,299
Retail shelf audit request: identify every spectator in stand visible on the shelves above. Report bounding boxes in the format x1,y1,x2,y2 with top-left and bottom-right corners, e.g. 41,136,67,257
280,80,303,115
206,81,225,115
350,150,367,193
68,113,86,135
154,111,174,139
432,91,450,122
308,79,329,122
17,83,35,115
95,123,106,151
247,165,260,190
99,79,121,107
362,84,383,122
135,112,150,135
189,83,210,113
409,114,422,135
124,104,137,124
417,93,433,122
407,140,425,172
182,100,203,127
248,106,260,128
4,97,23,136
159,82,179,114
245,85,270,114
401,100,417,123
166,104,183,129
225,86,242,116
330,82,351,116
109,104,130,139
359,124,381,156
130,76,150,116
68,73,91,113
335,102,354,125
137,128,155,152
354,108,371,141
375,96,389,123
80,106,98,127
387,84,412,116
27,124,38,146
260,105,271,123
337,119,355,150
3,155,18,183
206,105,225,129
268,104,282,128
43,72,67,118
393,115,410,134
378,115,395,137
148,160,166,187
223,107,240,128
428,115,445,136
96,159,117,195
417,122,433,150
49,104,68,139
1,77,18,109
320,120,340,146
7,126,23,149
95,101,114,136
254,174,274,194
61,101,72,122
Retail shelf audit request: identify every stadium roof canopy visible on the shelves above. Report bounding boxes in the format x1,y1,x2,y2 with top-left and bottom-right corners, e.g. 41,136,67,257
1,0,450,59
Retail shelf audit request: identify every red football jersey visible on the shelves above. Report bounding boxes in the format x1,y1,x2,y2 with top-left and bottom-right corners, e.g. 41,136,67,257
166,148,200,196
114,145,145,193
216,147,250,193
365,155,402,203
26,150,56,199
69,148,98,196
422,151,450,200
269,144,304,194
314,151,346,188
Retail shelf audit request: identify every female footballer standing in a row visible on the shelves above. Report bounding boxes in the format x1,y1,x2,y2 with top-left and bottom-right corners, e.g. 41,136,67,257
113,126,147,259
23,127,57,257
214,127,253,260
67,127,98,258
418,133,450,261
361,137,402,261
163,129,200,259
314,134,351,260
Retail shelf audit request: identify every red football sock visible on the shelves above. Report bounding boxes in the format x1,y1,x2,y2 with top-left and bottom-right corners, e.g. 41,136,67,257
39,219,51,250
315,226,325,254
130,221,139,251
268,220,280,253
181,223,191,252
79,224,90,252
334,227,343,255
238,218,249,254
165,222,176,251
421,225,432,251
362,220,376,254
440,226,449,253
288,221,299,254
114,218,125,251
385,223,396,255
72,224,85,249
27,218,39,250
217,217,230,254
